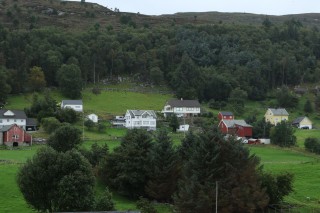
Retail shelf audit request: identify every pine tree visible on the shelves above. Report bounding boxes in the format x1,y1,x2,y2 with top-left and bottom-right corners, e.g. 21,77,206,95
174,132,269,213
145,129,179,201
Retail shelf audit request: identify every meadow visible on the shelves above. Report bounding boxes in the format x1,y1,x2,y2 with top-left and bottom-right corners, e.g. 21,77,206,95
2,88,320,212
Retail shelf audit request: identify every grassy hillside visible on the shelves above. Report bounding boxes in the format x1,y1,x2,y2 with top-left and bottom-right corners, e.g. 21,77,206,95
1,0,320,32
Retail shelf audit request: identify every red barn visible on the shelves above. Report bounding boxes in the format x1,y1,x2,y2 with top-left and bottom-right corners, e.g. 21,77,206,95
218,111,234,121
218,120,252,138
0,124,32,146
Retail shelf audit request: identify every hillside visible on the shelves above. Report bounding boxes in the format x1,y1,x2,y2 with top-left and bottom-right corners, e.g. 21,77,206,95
1,0,320,31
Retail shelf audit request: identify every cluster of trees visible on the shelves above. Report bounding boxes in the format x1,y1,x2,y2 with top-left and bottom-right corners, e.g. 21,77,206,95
1,17,320,102
17,125,115,212
98,129,293,212
305,137,320,154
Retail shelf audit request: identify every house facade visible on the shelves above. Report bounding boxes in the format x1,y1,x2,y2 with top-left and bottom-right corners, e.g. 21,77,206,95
219,120,252,138
61,100,83,112
162,99,201,118
292,117,312,129
264,108,289,125
218,111,234,121
0,110,27,130
125,110,157,130
0,124,32,146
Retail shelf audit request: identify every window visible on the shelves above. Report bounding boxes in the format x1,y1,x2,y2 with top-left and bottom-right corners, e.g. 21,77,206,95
14,119,17,122
150,121,155,125
0,119,2,123
12,135,19,139
75,106,80,108
143,121,149,125
7,119,9,122
21,120,23,122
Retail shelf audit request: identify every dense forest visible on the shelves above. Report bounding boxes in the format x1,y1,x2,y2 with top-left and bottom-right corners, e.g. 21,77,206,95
1,2,320,104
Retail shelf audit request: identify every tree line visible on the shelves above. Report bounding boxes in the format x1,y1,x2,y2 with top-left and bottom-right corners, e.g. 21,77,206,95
1,18,320,102
18,127,293,212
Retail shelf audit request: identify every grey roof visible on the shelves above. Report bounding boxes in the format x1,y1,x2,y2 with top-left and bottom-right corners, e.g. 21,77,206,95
0,110,27,119
292,116,307,125
127,110,157,119
220,111,233,116
26,118,37,126
0,125,14,132
222,120,252,128
269,108,289,116
62,100,83,105
167,99,200,108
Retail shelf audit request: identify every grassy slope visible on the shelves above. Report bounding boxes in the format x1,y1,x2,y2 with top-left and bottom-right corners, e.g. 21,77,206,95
249,145,320,209
3,88,320,211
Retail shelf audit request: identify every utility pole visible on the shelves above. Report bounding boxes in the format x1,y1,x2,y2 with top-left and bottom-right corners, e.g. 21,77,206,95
216,181,218,213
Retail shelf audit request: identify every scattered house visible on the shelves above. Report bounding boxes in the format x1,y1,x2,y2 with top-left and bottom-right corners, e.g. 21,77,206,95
218,111,234,121
0,110,27,130
177,124,190,132
125,110,157,130
292,116,312,129
219,120,253,138
87,113,98,123
0,124,32,146
161,99,201,118
264,108,289,125
61,100,83,112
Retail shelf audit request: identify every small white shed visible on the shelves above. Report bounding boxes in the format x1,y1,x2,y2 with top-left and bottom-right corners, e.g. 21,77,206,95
178,124,189,132
87,113,98,123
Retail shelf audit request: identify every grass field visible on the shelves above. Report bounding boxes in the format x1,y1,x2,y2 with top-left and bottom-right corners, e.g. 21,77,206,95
249,145,320,210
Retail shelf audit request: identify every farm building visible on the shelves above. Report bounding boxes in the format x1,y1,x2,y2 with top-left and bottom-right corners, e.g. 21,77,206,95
218,111,234,121
61,100,83,112
292,116,312,129
0,109,27,130
264,108,289,125
219,120,253,138
161,99,201,118
0,124,32,146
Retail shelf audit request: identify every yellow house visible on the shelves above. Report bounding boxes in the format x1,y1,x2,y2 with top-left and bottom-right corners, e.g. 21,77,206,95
264,108,289,125
292,117,312,129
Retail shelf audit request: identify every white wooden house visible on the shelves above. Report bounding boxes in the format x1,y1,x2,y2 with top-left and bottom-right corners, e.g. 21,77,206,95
161,99,201,118
292,116,312,129
0,110,27,130
61,100,83,112
125,110,157,130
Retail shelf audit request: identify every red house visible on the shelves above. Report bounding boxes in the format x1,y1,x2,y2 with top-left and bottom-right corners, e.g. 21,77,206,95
218,111,234,121
218,120,252,138
0,124,32,146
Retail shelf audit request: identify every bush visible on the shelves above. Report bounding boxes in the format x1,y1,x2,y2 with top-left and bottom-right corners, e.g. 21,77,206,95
41,117,61,133
94,188,114,211
305,138,320,154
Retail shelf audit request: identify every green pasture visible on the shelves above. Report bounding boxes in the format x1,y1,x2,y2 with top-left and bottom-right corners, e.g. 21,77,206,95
249,145,320,209
82,89,172,115
295,129,320,147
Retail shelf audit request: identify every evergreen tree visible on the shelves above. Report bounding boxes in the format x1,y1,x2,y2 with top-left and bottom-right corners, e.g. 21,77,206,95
56,64,82,99
100,129,153,198
169,114,179,132
304,99,313,113
174,132,268,213
145,129,179,201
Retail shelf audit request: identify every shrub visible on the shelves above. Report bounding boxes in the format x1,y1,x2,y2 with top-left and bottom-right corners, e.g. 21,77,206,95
305,138,320,154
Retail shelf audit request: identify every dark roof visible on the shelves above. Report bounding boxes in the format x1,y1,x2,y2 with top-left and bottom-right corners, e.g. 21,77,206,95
26,118,37,126
268,108,289,116
167,99,200,108
62,100,83,105
219,111,233,116
292,117,306,125
0,110,27,119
